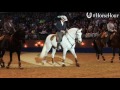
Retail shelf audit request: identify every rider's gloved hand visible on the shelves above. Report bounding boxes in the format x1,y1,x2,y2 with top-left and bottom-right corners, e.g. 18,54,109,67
65,30,68,34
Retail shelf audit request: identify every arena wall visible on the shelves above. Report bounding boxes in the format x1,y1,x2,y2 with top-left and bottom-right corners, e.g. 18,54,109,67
22,39,119,53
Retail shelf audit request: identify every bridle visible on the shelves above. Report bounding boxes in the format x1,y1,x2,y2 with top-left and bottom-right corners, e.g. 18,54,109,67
65,29,81,49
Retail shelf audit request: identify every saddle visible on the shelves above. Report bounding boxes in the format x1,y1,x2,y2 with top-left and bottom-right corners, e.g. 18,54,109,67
50,34,65,42
50,34,57,41
96,32,107,47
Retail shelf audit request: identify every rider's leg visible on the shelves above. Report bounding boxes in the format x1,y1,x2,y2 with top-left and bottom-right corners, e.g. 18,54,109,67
57,32,62,50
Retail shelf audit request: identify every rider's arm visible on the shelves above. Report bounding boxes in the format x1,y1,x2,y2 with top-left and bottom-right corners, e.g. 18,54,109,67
4,23,9,33
54,21,61,32
12,23,16,32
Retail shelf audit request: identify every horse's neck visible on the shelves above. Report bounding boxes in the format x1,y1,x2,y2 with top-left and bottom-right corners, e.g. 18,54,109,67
67,29,77,39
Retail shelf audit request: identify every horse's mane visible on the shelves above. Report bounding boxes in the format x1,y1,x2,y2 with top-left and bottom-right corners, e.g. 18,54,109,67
68,28,78,31
68,28,79,33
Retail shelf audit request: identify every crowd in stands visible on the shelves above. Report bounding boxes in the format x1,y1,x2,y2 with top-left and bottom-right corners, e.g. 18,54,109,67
0,12,120,40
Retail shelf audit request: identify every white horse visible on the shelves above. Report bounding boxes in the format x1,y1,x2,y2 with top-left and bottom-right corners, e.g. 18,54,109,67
40,28,83,67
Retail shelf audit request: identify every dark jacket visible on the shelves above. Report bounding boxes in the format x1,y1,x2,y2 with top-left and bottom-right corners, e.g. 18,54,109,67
4,21,15,35
54,21,67,32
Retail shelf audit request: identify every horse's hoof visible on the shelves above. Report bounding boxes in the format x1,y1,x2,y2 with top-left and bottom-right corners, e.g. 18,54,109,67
1,65,5,68
42,60,46,65
6,66,9,69
19,67,23,69
62,64,66,67
76,63,80,67
97,60,100,62
52,62,56,66
111,61,113,63
41,62,44,65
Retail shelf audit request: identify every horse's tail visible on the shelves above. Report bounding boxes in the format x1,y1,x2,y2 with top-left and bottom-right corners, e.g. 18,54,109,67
40,43,47,59
40,34,53,59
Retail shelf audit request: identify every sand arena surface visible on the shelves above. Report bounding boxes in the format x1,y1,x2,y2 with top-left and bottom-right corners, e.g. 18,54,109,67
0,51,120,78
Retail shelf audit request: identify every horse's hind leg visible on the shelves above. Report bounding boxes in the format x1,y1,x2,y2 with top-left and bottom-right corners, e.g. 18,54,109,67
51,48,56,65
17,51,23,69
1,50,5,68
70,48,80,67
0,58,5,68
96,53,100,61
42,46,52,65
0,58,2,67
100,48,105,61
6,52,12,69
62,48,68,67
0,51,5,68
111,48,115,63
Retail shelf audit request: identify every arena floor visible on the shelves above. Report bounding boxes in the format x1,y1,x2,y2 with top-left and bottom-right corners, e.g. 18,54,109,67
0,51,120,78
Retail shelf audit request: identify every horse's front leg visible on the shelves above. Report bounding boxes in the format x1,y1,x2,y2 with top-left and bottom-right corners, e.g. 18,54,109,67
0,51,5,68
0,58,2,67
111,48,115,63
1,50,5,68
6,51,12,69
70,48,80,67
62,48,68,67
17,51,23,69
0,58,5,68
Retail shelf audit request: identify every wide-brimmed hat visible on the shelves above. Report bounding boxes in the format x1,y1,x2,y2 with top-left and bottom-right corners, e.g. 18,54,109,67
57,15,68,21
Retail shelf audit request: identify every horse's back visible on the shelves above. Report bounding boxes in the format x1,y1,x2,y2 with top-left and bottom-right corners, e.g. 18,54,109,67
45,34,56,43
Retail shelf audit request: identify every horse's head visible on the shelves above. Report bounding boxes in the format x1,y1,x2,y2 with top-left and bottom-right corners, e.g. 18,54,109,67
75,28,83,43
67,28,83,44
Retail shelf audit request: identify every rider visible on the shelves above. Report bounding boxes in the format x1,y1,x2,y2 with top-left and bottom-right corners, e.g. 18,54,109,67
97,24,107,47
4,17,16,36
0,17,16,49
54,15,68,50
107,18,117,47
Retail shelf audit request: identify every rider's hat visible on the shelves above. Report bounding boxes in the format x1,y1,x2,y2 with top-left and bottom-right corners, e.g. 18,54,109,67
57,15,68,21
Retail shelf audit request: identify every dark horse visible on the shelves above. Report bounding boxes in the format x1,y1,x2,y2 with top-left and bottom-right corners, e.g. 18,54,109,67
0,30,25,69
93,31,120,63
